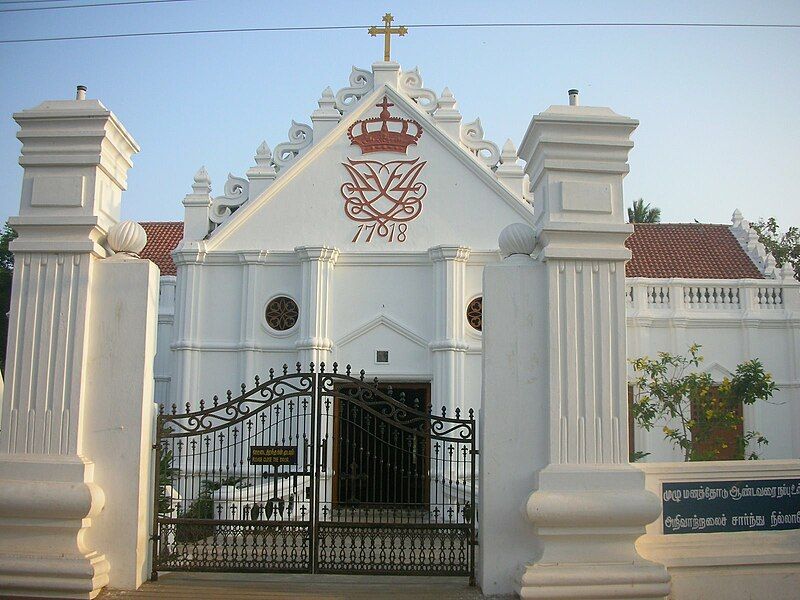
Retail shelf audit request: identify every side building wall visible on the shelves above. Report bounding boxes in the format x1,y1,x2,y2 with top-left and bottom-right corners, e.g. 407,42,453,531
626,277,800,461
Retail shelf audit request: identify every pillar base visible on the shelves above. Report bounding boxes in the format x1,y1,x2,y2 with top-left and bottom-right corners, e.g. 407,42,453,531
518,464,671,600
519,562,671,599
0,455,109,599
0,552,110,599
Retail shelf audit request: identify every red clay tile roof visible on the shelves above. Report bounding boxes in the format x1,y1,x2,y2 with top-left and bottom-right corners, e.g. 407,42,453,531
625,223,763,279
138,221,764,280
139,221,183,276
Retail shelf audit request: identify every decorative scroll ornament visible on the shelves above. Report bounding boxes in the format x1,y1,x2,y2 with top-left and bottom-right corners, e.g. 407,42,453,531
399,67,438,114
341,158,428,240
335,66,374,114
347,96,422,154
272,121,313,171
209,173,249,224
460,118,501,169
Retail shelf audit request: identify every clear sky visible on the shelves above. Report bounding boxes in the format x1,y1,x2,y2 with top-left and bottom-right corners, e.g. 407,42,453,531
1,0,798,228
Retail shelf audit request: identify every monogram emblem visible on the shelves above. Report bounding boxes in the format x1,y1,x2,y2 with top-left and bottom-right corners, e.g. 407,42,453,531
341,158,428,242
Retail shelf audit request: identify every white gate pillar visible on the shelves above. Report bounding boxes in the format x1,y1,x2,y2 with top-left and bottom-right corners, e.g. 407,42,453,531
0,90,158,598
480,96,670,598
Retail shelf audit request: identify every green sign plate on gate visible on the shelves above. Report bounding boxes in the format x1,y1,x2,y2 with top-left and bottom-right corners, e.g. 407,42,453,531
249,445,298,466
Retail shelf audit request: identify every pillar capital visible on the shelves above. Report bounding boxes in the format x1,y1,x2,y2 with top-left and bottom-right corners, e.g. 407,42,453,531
519,103,638,259
428,245,470,263
295,245,339,264
14,96,139,234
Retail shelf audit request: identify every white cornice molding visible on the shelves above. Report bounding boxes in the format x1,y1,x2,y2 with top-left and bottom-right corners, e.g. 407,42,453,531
627,316,800,328
335,313,429,350
167,249,503,267
171,340,296,353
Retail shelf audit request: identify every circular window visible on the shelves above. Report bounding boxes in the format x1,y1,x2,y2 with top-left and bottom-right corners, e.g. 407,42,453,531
265,296,299,331
466,296,483,332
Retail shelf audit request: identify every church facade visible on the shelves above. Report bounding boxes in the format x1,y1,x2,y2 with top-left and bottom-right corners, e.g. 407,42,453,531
138,60,800,464
2,27,800,594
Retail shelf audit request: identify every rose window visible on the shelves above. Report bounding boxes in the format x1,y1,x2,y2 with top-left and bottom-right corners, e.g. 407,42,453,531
466,297,483,332
265,296,299,331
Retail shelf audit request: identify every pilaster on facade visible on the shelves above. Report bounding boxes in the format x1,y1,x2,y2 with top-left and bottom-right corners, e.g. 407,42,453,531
428,246,470,412
295,246,339,368
171,260,204,407
238,257,263,384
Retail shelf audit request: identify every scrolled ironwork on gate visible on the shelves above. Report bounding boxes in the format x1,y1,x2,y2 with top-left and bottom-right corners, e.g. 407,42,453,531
151,362,478,583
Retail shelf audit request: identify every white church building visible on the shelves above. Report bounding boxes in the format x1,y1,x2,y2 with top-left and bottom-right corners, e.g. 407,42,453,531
1,24,799,599
138,60,800,464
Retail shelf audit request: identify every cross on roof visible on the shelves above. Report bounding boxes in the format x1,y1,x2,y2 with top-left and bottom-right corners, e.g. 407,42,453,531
368,12,408,62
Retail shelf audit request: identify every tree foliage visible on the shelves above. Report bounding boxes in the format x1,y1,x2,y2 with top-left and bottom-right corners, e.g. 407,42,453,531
0,223,18,373
751,217,800,281
630,345,777,461
627,198,661,223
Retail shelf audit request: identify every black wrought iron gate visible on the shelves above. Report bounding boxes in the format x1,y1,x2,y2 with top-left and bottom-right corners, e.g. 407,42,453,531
151,363,477,582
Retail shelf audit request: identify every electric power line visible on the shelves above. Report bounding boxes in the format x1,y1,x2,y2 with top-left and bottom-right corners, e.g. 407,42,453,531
0,0,197,12
0,1,80,4
1,21,799,45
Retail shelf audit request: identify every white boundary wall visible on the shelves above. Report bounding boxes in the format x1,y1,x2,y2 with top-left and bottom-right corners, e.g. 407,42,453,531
636,460,800,600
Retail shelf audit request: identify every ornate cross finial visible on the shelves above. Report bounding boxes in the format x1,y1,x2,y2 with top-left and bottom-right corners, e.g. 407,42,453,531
368,12,407,61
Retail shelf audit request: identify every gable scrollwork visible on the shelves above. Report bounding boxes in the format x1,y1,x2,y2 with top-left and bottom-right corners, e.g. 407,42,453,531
272,121,314,171
209,173,250,224
335,66,375,114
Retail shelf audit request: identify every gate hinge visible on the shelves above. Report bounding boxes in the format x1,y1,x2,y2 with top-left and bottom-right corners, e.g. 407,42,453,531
152,443,159,450
471,449,480,456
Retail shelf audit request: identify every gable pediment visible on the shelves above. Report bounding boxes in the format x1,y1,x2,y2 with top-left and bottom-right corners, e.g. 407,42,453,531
204,85,534,253
336,313,428,349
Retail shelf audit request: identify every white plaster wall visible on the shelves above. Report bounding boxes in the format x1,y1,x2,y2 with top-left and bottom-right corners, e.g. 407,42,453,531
82,258,159,590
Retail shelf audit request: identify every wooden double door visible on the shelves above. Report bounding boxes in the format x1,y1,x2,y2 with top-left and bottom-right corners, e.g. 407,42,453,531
332,382,431,507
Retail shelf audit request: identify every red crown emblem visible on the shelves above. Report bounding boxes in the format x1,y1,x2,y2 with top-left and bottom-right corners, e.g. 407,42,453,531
347,96,423,154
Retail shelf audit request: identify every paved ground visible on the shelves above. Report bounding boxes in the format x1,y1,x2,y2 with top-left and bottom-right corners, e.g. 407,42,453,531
100,573,485,600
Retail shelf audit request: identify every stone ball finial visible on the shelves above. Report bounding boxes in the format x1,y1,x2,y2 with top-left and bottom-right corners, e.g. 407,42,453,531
498,222,536,258
107,220,147,257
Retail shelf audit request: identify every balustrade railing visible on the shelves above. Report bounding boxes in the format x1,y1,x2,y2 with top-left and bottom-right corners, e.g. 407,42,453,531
684,285,740,309
625,278,796,316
